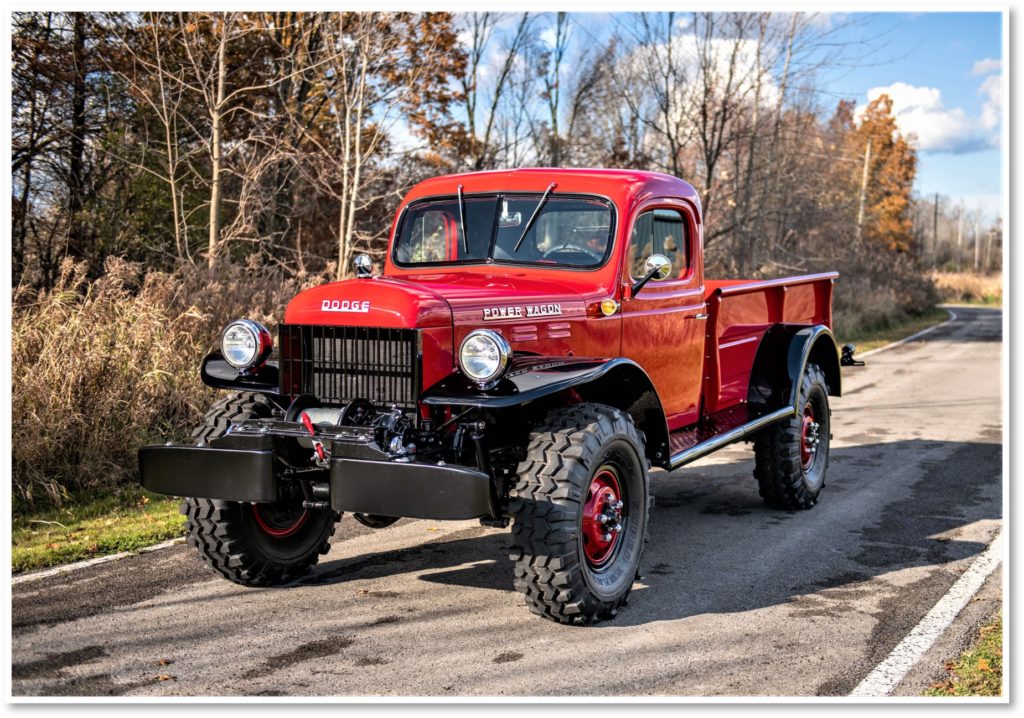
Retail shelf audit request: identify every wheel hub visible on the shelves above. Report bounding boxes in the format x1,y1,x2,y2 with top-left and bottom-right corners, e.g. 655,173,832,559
581,468,625,567
800,403,821,469
252,503,309,538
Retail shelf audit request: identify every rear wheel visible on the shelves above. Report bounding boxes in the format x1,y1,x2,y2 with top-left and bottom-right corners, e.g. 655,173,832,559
509,404,649,624
183,392,338,586
753,363,832,510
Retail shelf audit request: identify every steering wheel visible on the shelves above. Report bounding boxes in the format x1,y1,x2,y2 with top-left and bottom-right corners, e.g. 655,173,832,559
542,244,603,264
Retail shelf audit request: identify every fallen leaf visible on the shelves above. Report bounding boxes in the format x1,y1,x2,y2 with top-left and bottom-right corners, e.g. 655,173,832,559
977,658,992,672
45,543,59,550
155,674,175,681
156,658,174,666
140,496,150,505
426,527,440,532
943,660,956,671
88,543,99,553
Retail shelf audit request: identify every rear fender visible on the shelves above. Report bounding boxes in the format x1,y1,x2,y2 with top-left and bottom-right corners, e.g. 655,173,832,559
747,325,841,413
421,356,671,463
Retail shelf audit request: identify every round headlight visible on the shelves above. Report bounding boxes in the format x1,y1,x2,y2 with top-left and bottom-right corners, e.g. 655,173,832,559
458,329,512,387
221,320,272,370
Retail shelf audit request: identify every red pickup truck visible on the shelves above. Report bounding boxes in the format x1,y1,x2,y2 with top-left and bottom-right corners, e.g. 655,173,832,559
140,168,842,624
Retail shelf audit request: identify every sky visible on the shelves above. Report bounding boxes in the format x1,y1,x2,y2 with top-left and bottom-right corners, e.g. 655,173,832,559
563,11,1004,222
815,12,1004,222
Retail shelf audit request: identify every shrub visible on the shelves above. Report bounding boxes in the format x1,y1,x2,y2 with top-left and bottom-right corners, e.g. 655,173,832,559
11,257,326,511
932,271,1002,305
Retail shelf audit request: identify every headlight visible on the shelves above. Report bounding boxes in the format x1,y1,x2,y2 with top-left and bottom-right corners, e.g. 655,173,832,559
221,320,272,370
458,329,512,387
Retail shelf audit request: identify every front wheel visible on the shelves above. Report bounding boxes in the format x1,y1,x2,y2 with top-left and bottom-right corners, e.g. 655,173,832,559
182,392,338,586
753,363,832,510
509,404,649,624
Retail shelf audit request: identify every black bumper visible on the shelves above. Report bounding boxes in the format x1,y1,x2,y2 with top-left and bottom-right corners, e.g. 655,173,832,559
138,442,493,520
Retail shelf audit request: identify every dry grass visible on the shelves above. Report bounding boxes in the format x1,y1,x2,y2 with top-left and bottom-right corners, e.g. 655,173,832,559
932,271,1002,306
11,257,326,511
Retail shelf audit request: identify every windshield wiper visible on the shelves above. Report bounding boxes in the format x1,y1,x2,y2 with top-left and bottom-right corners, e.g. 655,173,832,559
457,184,468,254
513,182,557,253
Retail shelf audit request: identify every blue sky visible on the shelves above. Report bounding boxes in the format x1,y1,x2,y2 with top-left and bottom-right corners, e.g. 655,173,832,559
817,12,1003,221
561,11,1003,221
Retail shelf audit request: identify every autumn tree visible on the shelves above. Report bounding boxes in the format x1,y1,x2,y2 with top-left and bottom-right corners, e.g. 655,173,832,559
838,94,917,253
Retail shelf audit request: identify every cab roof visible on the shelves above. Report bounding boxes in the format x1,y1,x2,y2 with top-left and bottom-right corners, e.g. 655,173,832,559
401,167,701,214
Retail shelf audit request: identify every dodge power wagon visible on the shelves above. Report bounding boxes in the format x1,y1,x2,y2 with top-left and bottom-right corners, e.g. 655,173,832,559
140,168,842,624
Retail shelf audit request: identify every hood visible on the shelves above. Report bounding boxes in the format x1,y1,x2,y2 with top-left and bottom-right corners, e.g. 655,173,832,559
284,273,587,328
283,277,452,328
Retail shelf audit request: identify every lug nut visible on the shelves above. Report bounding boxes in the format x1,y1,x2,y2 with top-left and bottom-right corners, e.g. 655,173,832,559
602,532,612,542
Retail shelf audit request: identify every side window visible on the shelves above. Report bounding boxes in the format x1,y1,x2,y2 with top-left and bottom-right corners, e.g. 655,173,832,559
627,208,689,280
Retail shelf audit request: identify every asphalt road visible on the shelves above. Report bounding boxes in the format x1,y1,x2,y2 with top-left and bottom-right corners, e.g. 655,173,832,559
11,306,1003,697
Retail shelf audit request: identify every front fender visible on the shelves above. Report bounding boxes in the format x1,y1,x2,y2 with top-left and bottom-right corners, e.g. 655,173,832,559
421,356,671,465
200,350,283,400
421,356,632,409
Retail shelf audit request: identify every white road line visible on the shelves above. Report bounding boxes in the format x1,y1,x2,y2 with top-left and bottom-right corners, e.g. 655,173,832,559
856,308,957,359
849,530,1003,697
11,537,185,586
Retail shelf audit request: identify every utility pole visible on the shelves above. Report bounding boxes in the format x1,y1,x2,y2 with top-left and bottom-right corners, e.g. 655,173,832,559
932,192,939,266
855,138,872,242
956,202,963,272
974,210,981,272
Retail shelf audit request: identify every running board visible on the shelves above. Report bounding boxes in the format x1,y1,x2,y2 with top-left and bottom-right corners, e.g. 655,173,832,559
668,406,795,470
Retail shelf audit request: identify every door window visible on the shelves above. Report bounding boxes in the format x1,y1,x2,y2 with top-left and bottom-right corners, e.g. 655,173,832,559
627,208,689,280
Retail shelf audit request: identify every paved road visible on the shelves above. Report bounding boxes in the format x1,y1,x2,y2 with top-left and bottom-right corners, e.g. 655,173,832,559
11,307,1003,697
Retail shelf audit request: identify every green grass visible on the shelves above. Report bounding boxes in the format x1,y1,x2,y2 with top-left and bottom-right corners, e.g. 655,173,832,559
926,612,1003,697
841,306,951,354
12,487,186,573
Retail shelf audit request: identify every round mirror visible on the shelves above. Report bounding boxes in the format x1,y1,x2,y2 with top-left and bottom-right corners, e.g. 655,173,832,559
644,253,672,281
353,254,373,277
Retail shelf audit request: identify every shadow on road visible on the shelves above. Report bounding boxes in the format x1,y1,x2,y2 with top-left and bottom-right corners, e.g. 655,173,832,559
295,437,1001,628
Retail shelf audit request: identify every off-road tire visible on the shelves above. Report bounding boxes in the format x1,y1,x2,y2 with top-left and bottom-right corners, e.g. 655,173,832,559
753,363,831,510
182,392,338,586
509,404,649,624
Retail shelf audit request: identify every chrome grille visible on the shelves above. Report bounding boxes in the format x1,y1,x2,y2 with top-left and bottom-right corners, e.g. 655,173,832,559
279,325,420,412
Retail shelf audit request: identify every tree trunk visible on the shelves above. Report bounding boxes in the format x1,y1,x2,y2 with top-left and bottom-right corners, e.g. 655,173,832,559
207,17,229,268
68,13,87,260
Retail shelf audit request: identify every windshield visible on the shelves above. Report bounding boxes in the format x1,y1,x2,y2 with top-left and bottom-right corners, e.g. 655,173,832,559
393,194,614,269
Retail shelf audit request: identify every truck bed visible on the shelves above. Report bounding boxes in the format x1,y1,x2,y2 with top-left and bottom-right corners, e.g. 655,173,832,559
703,272,837,414
664,272,837,468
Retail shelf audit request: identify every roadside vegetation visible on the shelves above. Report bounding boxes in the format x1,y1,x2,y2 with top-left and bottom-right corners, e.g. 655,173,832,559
12,487,184,573
926,611,1002,697
840,306,951,354
933,271,1002,306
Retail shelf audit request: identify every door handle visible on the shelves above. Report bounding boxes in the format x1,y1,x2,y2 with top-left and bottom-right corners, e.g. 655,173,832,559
691,313,709,320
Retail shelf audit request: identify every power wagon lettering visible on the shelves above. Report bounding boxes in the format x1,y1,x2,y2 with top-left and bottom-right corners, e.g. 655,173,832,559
322,299,370,313
483,303,562,320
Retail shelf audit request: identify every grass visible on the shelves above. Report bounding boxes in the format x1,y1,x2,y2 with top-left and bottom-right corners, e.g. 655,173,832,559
840,305,951,354
12,487,186,573
933,271,1002,307
926,611,1003,697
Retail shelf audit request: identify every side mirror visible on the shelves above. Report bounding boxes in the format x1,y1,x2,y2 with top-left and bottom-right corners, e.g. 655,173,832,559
353,254,373,278
631,254,672,295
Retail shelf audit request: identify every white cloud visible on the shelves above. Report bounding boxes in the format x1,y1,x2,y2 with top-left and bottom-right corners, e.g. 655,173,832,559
971,57,1001,76
858,80,999,154
979,73,1001,130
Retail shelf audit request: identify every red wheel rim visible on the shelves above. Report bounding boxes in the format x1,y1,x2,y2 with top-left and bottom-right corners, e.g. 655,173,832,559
581,466,625,568
800,403,820,470
252,504,310,538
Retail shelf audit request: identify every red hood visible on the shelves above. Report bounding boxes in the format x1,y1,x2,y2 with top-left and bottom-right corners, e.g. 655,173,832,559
283,277,452,328
283,273,586,328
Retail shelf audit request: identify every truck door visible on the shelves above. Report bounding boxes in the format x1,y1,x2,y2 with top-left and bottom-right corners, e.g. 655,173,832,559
620,201,706,430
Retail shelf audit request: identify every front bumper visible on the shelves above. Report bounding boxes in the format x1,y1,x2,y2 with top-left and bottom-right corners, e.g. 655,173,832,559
138,429,494,521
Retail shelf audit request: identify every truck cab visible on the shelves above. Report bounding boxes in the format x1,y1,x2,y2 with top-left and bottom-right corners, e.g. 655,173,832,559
141,168,842,624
